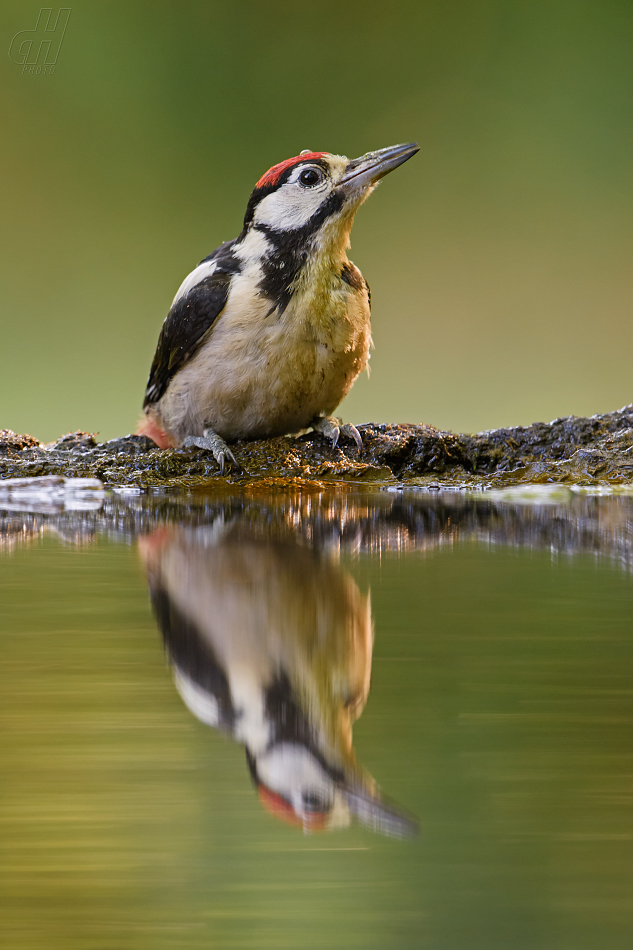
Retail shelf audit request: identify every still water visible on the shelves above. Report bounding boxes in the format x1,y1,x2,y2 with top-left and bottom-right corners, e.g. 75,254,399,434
2,486,633,949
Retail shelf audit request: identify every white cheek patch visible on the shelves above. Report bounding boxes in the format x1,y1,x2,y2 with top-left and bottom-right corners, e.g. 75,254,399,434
172,259,219,306
254,183,329,231
256,743,334,804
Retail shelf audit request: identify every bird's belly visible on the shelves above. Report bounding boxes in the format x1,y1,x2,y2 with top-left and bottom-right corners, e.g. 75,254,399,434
190,334,362,440
163,296,370,442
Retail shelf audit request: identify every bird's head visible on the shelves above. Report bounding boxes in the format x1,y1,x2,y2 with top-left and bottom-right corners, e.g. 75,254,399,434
242,143,419,251
249,741,418,837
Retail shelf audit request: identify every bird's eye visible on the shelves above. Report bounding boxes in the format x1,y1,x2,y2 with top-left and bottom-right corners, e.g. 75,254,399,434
299,167,322,188
302,791,330,812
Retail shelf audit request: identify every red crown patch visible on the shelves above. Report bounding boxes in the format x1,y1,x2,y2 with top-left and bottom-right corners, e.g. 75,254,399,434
256,152,327,189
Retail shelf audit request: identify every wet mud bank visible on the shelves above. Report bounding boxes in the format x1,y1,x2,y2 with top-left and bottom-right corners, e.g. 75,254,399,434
2,404,633,490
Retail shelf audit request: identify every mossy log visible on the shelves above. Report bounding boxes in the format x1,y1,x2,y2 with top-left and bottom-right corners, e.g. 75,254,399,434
2,404,633,490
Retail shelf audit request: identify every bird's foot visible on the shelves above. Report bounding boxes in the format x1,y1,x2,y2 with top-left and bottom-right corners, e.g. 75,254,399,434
311,416,363,452
182,429,242,475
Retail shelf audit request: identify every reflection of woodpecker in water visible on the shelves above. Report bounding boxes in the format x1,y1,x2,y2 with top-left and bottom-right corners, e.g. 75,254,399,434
139,522,417,837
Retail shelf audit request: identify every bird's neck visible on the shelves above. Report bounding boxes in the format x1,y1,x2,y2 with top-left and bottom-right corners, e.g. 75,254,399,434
295,211,357,313
239,209,358,318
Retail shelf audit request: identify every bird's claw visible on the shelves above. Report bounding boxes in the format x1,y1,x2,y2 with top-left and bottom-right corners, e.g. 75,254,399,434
182,431,242,475
313,417,340,448
340,423,363,453
215,446,239,476
312,417,363,453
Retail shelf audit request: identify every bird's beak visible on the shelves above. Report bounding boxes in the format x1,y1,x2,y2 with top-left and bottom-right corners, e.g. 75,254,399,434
343,783,419,838
338,142,419,192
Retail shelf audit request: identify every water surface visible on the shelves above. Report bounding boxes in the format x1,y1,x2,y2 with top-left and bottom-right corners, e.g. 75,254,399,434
2,487,633,949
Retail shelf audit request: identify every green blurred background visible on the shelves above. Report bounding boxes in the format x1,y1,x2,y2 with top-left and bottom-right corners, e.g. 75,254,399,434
1,0,633,443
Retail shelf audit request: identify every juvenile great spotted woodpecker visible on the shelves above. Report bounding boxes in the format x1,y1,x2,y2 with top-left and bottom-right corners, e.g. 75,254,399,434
139,143,419,472
139,521,417,836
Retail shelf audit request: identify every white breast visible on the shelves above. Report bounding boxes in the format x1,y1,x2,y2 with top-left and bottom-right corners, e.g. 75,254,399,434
158,262,371,444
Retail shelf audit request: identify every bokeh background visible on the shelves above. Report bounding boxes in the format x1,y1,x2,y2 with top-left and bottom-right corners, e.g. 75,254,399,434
1,0,633,443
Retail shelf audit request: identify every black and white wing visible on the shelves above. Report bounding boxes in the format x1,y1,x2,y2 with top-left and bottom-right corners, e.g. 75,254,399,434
147,572,236,733
143,241,240,408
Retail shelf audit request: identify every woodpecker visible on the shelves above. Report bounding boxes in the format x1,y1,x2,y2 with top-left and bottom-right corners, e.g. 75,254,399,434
138,522,417,836
139,143,419,471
